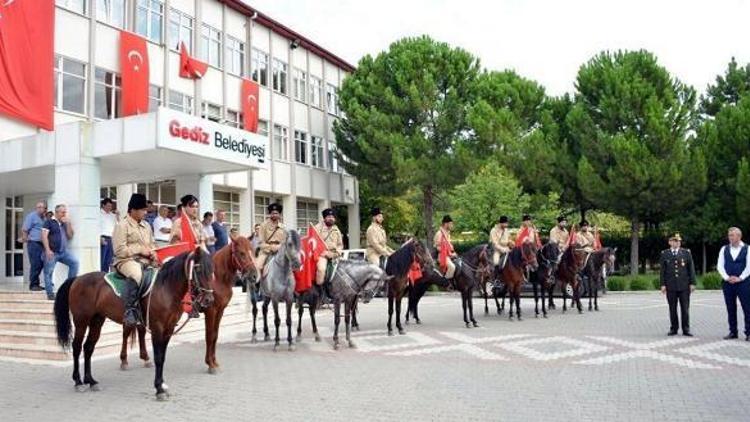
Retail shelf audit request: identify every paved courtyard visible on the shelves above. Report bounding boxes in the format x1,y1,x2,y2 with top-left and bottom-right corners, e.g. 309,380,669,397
1,291,749,421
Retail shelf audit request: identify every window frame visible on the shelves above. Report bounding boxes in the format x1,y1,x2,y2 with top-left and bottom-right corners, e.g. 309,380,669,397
225,35,245,77
168,7,193,52
93,67,122,120
167,90,194,114
54,55,87,116
272,124,289,161
201,101,223,123
96,0,125,28
135,0,164,44
272,58,288,95
293,68,307,103
56,0,87,15
310,135,325,168
294,130,308,165
251,48,269,86
200,24,223,69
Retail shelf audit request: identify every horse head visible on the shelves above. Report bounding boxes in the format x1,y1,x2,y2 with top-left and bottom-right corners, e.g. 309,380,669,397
521,241,539,272
190,246,215,310
230,236,255,276
411,238,434,268
285,229,302,271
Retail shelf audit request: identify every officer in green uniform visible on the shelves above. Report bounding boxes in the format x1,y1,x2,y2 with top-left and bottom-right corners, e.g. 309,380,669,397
659,233,696,336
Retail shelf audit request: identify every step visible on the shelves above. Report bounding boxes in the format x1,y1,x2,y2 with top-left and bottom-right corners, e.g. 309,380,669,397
0,291,49,301
0,339,124,361
0,309,54,321
0,319,56,333
0,299,54,312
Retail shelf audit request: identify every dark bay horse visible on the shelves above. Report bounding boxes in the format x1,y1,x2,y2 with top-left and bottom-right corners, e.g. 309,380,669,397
54,248,215,400
556,247,584,313
404,263,450,325
580,247,617,311
454,244,493,328
385,239,433,336
496,242,539,320
529,242,561,318
119,238,255,374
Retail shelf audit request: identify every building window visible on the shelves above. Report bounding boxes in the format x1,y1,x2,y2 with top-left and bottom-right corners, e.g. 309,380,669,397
224,109,241,128
272,59,288,94
326,83,339,115
54,55,87,115
136,0,164,44
251,49,269,86
137,180,176,210
56,0,87,14
168,90,193,114
149,85,162,110
226,36,245,76
309,76,323,108
168,8,193,51
254,195,272,225
273,124,288,161
328,141,340,173
201,102,222,123
296,200,319,235
96,0,125,27
94,68,121,120
200,24,222,68
293,68,307,103
214,190,240,230
258,119,269,137
294,130,308,165
311,136,324,168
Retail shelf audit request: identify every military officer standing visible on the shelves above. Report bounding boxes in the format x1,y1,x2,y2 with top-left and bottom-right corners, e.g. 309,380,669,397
255,203,287,277
315,208,344,287
365,207,394,267
112,193,157,327
489,216,512,270
659,233,696,336
549,216,570,249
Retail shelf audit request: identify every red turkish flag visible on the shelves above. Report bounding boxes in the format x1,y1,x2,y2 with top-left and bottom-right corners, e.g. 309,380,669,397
515,226,530,248
179,42,208,79
407,259,423,284
120,31,149,116
437,231,454,274
179,217,197,249
241,78,259,132
0,0,54,130
294,224,326,292
567,229,577,248
593,228,602,251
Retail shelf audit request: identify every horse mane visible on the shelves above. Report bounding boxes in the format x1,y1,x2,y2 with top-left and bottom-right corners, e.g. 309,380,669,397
386,241,414,278
462,244,489,266
157,249,213,286
508,247,524,267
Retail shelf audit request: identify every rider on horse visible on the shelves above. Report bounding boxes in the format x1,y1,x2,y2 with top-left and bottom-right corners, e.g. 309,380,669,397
549,216,570,250
516,214,541,247
170,194,207,248
365,207,394,269
255,202,286,279
434,215,459,280
112,193,157,327
489,215,512,272
315,208,344,302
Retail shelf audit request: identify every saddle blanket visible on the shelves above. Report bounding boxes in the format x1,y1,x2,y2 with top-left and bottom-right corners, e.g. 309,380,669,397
104,268,158,299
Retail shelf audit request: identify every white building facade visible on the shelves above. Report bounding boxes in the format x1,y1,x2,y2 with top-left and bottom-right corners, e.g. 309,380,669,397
0,0,360,284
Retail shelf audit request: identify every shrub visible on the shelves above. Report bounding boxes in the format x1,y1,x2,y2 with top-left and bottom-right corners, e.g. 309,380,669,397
652,277,662,290
629,276,656,291
699,272,723,290
607,276,627,291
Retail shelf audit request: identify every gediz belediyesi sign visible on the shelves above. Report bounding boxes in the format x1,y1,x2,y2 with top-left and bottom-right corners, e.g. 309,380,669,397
156,107,268,169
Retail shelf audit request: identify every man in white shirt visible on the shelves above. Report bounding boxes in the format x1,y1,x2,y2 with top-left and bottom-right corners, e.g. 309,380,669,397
100,198,118,272
152,205,173,247
716,227,750,341
203,211,217,255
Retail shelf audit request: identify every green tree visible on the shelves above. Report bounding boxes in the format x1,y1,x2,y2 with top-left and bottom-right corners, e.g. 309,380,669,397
334,36,482,246
699,57,750,117
572,50,706,275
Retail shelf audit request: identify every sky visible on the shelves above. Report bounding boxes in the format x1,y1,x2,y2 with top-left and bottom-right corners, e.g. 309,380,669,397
244,0,750,96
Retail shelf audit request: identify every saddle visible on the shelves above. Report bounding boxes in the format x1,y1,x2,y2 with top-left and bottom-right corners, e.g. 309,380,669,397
104,267,158,299
324,260,339,284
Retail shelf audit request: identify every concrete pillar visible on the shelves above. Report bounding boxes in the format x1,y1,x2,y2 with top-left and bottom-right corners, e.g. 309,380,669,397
239,170,254,236
175,175,214,217
116,183,134,216
0,195,6,282
282,194,297,231
347,202,361,249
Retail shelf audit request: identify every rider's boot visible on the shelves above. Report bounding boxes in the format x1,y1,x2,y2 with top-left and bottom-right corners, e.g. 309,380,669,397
122,278,142,327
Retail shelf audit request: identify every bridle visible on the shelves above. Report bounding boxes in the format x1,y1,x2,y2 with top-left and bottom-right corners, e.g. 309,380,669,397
183,251,215,303
230,241,253,274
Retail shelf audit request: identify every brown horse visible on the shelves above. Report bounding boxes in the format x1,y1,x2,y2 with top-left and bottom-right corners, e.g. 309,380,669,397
556,247,584,313
120,238,255,374
385,238,433,336
497,242,539,320
54,248,215,400
453,244,493,328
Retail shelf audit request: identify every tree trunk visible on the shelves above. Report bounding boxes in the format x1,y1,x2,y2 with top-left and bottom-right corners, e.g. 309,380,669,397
423,185,435,249
630,217,639,276
579,208,587,224
702,241,707,275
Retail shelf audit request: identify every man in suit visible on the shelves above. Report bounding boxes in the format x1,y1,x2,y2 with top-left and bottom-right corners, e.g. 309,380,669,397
659,233,696,336
716,226,750,341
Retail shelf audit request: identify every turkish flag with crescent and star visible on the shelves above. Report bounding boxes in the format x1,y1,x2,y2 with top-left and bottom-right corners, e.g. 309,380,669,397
567,228,577,248
120,30,150,116
241,78,259,132
294,224,327,293
0,0,54,130
179,42,208,79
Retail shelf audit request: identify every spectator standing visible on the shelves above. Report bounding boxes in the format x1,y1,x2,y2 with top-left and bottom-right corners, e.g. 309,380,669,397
100,198,118,272
145,200,157,228
212,209,229,251
202,211,216,254
717,227,750,341
41,204,79,300
152,205,173,247
21,201,47,291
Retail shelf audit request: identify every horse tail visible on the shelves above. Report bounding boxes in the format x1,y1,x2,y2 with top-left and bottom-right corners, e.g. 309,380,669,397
54,277,76,350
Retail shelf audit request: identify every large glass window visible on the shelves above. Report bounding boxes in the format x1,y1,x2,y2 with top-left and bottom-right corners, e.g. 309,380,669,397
251,48,269,86
293,68,307,103
94,68,121,120
326,83,339,115
309,76,323,108
54,55,87,115
311,136,324,168
273,124,288,161
200,24,222,68
272,59,288,94
224,109,241,128
214,190,240,230
136,0,164,44
226,36,245,76
254,195,273,225
168,91,193,114
168,8,193,51
56,0,87,14
294,130,308,165
296,201,319,235
149,85,162,110
136,180,176,210
201,102,222,123
328,141,340,173
257,119,269,137
96,0,125,27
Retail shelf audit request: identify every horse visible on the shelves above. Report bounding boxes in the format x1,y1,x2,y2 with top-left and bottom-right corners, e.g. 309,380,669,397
580,247,617,311
495,242,539,320
385,238,434,336
250,229,302,351
119,238,255,374
453,244,493,328
54,247,215,400
556,247,584,313
529,242,561,318
404,263,450,325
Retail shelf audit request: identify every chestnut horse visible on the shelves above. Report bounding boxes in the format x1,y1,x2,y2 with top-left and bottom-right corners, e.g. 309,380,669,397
385,239,433,336
119,238,255,374
556,247,584,313
496,242,539,320
54,248,214,400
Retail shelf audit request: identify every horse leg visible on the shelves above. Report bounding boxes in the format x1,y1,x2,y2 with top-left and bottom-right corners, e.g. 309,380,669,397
309,302,321,342
272,300,281,351
469,288,478,327
541,282,548,318
137,325,150,367
588,278,593,311
413,293,422,325
533,282,540,318
296,297,304,341
483,288,489,316
548,282,556,309
508,289,514,320
251,295,259,343
72,317,87,392
461,289,470,328
562,282,568,313
493,287,502,315
387,294,394,336
515,289,522,321
345,299,355,348
405,286,411,325
594,284,600,311
352,301,360,331
286,299,294,351
205,307,223,373
333,300,342,350
152,332,172,401
120,325,132,371
396,295,405,335
83,315,105,391
262,298,271,342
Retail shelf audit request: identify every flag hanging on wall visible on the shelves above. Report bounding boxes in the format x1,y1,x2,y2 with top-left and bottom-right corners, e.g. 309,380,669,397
179,42,208,79
241,78,259,132
120,31,150,116
0,0,55,130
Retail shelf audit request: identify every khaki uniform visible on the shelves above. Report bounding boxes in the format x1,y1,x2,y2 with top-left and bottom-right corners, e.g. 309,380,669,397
576,230,595,253
170,215,206,247
434,228,456,278
315,222,344,284
489,225,512,266
365,222,393,265
255,219,287,275
549,226,570,249
112,216,156,284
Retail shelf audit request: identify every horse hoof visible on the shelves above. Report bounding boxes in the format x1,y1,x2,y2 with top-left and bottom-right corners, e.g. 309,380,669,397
143,360,152,368
595,307,600,312
535,314,539,318
89,384,101,392
508,316,514,321
405,320,410,325
208,367,219,375
75,385,88,393
415,319,422,325
388,330,394,337
465,322,471,329
119,362,128,371
333,342,340,350
353,325,360,332
156,392,169,402
296,335,302,343
315,335,322,342
348,341,357,349
273,343,280,352
264,335,271,342
398,329,406,335
517,317,523,321
250,336,257,344
472,322,479,328
578,309,583,314
543,314,548,319
288,344,295,352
